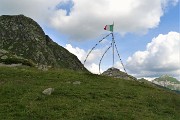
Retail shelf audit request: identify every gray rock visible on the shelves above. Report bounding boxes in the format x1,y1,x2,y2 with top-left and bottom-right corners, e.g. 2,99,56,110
0,49,8,54
38,65,48,71
8,46,13,50
73,81,81,85
1,55,8,59
42,88,54,95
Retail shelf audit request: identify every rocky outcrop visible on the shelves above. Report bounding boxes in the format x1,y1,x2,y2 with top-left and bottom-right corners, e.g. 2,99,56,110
0,15,87,71
102,67,136,80
0,49,35,67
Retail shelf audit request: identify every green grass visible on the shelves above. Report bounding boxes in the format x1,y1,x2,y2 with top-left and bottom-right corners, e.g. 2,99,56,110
0,67,180,120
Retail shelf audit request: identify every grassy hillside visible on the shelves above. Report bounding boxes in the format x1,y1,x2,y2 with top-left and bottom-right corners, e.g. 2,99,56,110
0,67,180,120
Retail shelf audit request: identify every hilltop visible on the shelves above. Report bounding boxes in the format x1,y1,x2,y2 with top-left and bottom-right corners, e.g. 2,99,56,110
0,15,86,71
102,67,136,80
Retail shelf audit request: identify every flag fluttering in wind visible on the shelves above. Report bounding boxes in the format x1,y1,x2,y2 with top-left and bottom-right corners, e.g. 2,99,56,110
104,24,114,32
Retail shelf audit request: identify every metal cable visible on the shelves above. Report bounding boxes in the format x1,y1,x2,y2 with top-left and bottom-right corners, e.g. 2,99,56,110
83,33,112,65
114,40,127,73
99,44,112,74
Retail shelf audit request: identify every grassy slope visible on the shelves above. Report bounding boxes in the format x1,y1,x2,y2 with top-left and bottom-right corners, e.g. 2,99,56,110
0,67,180,120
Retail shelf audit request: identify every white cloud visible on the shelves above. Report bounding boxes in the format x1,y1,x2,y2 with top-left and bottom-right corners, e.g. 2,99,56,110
65,44,86,61
50,0,179,40
114,61,126,72
65,44,104,74
0,0,63,25
0,0,178,40
86,63,103,74
126,31,180,78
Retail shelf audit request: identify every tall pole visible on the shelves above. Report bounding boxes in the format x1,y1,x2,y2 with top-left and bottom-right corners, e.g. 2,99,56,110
112,32,115,68
112,22,115,68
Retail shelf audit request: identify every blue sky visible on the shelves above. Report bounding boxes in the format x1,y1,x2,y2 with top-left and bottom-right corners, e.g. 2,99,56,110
0,0,179,80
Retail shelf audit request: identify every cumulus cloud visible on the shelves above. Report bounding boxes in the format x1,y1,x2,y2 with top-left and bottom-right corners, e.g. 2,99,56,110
50,0,179,40
65,44,86,62
0,0,178,40
0,0,63,25
114,61,126,72
87,63,103,74
126,31,180,78
65,44,104,74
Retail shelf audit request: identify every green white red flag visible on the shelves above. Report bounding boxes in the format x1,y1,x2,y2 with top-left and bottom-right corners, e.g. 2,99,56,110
104,24,114,32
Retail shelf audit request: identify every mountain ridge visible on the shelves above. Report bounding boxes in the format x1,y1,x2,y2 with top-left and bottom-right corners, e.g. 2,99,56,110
0,15,87,71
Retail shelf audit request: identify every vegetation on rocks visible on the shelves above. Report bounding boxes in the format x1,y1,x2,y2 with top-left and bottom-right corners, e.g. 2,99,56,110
0,49,35,67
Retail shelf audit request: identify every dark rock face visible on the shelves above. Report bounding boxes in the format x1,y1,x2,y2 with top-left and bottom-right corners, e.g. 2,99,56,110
102,67,136,80
0,15,86,71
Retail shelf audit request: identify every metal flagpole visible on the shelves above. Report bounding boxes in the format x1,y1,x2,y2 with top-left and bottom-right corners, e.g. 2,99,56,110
112,32,115,68
112,22,115,67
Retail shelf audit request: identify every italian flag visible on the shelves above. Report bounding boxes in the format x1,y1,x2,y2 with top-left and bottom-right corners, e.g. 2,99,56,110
104,24,114,32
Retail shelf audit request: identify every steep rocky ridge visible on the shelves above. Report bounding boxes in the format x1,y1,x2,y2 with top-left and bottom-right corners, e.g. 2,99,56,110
0,15,86,71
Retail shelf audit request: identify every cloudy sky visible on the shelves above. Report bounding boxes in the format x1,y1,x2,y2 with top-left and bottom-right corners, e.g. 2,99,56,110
0,0,179,80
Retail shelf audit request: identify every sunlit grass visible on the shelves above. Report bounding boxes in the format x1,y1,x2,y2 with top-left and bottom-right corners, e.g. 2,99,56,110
0,66,179,120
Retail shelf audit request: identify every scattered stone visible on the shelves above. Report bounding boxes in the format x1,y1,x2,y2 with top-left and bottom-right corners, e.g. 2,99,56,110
0,49,8,54
1,55,8,60
42,88,54,95
38,65,48,71
73,81,81,85
8,46,13,50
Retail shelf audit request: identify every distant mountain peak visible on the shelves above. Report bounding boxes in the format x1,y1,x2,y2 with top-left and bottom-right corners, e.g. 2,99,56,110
160,74,171,78
152,75,180,91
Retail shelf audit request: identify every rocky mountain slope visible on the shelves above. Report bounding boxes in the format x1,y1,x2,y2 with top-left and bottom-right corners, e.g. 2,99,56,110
102,67,137,80
152,75,180,91
0,15,86,71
